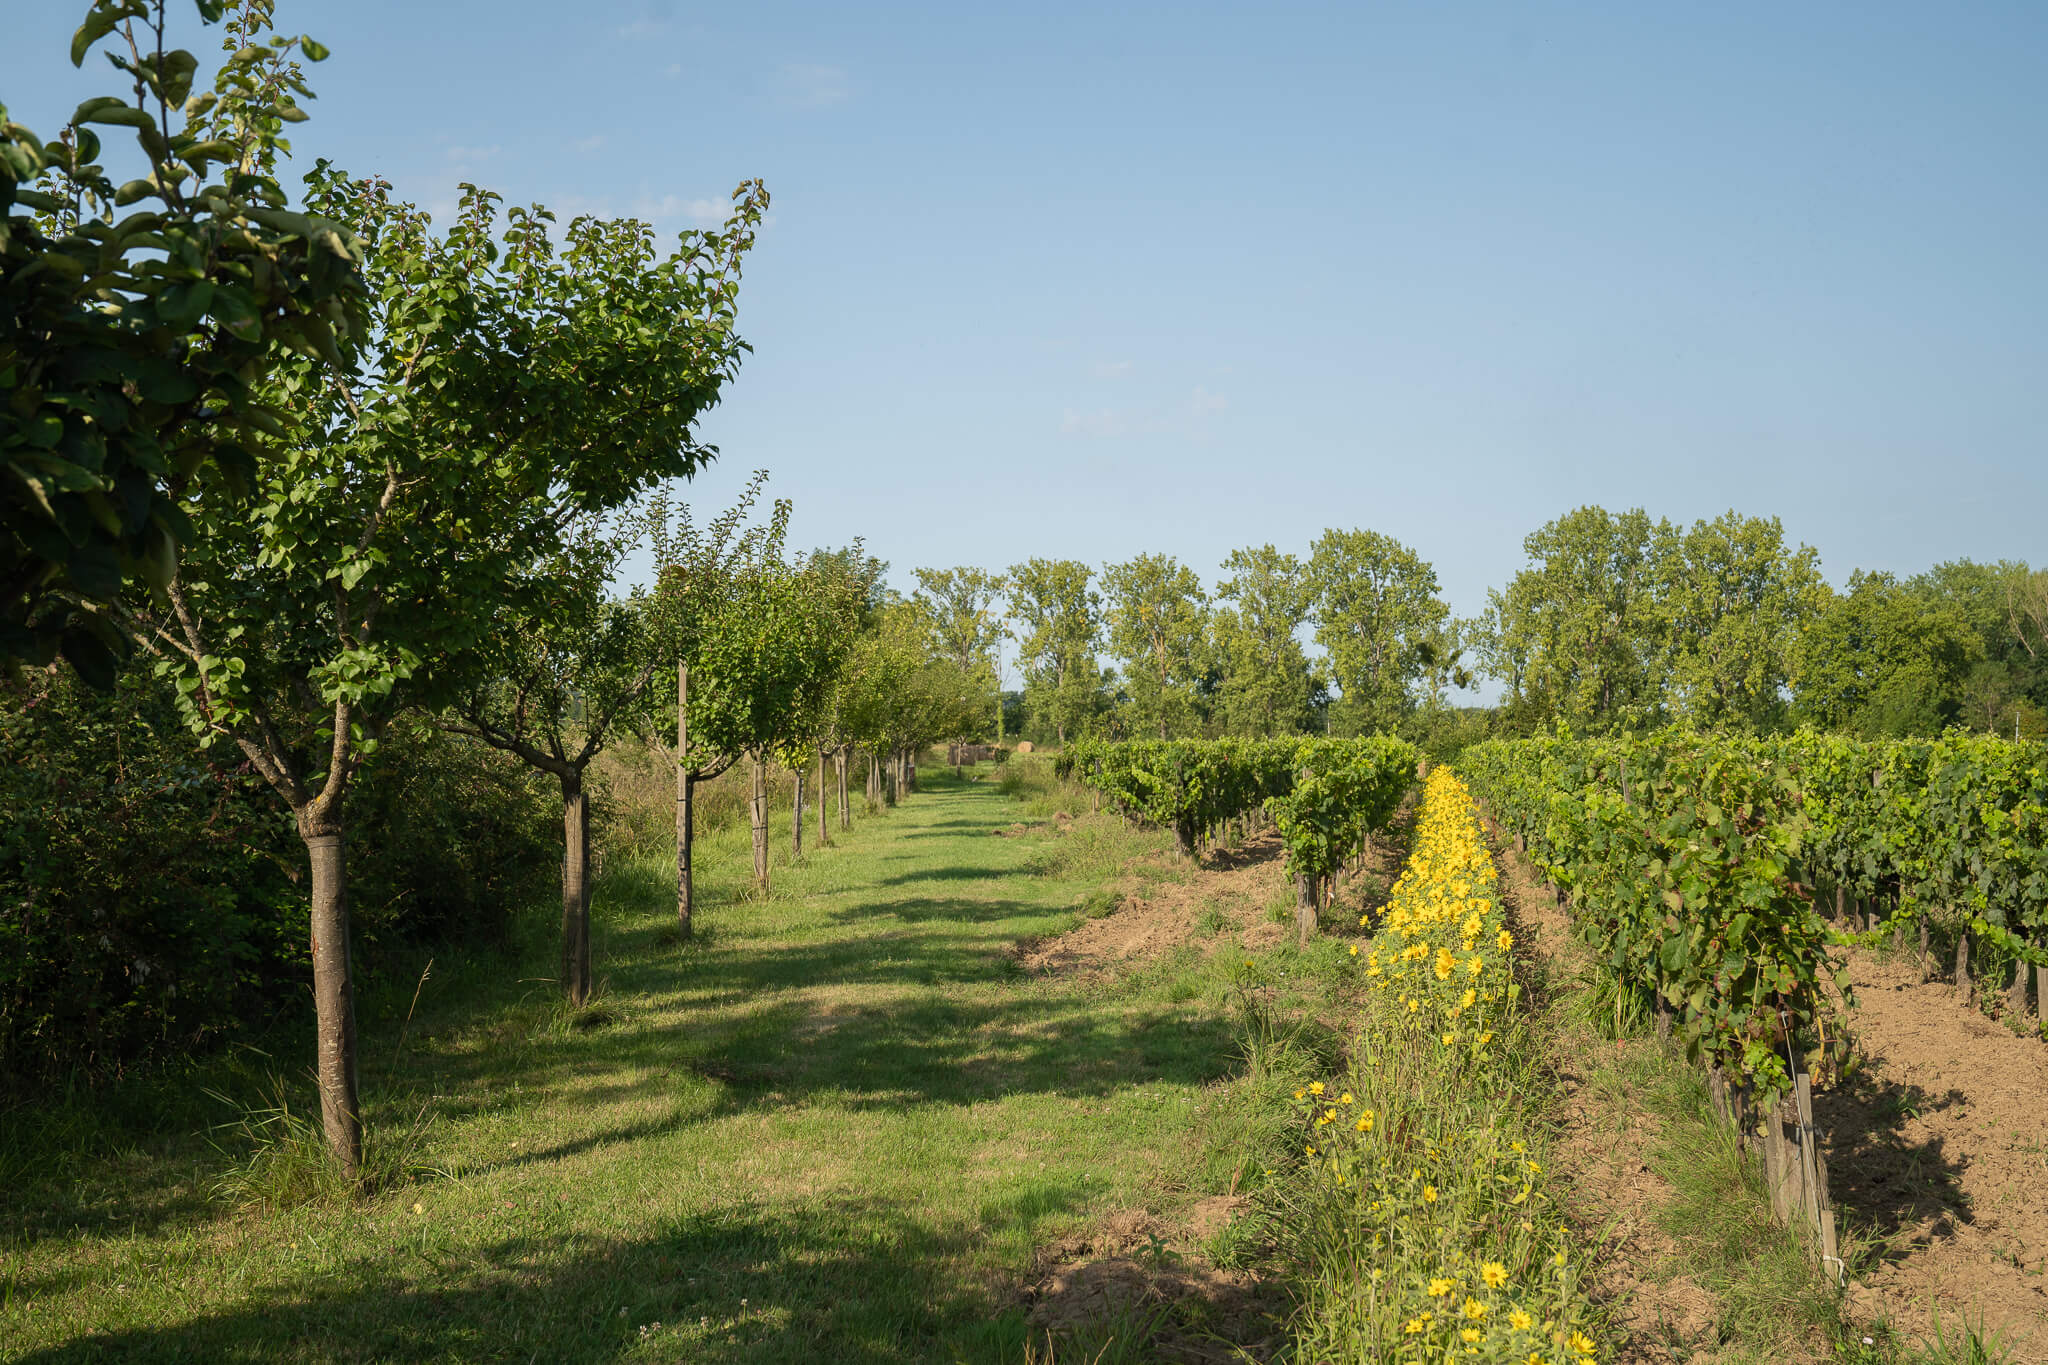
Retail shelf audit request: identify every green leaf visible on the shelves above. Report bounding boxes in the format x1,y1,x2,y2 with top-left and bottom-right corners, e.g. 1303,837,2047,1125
158,49,199,107
300,36,331,62
69,5,140,67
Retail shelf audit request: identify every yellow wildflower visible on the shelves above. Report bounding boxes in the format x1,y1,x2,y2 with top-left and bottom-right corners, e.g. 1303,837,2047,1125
1481,1261,1508,1288
1509,1308,1534,1331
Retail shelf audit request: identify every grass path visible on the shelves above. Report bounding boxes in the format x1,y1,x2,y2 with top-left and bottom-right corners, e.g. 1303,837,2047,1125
0,766,1283,1363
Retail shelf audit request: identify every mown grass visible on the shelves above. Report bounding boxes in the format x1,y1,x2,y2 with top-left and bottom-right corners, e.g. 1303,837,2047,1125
0,759,1360,1363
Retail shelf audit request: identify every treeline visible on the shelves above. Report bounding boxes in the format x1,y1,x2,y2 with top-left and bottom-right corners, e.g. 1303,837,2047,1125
915,510,2046,751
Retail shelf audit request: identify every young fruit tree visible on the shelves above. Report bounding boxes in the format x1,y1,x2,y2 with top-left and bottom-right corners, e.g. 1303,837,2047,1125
446,515,658,1007
3,0,365,678
147,170,765,1176
648,488,864,912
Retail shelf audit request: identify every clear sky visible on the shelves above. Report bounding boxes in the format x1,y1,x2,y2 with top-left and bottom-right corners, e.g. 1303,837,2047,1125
9,1,2046,693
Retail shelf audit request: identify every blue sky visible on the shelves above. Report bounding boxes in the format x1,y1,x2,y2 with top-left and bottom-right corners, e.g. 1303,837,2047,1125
10,2,2046,693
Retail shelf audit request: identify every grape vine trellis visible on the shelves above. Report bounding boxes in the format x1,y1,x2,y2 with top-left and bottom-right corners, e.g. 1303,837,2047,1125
1463,731,2048,1103
1059,735,1419,941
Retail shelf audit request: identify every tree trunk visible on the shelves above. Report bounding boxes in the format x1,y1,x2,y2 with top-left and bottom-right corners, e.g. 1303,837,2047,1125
905,747,917,793
562,781,592,1007
867,749,879,808
750,754,770,893
303,828,362,1179
1174,817,1195,860
838,747,851,830
679,771,696,937
675,662,692,938
1954,928,1972,1005
2007,956,2030,1016
817,749,830,846
793,767,805,858
1295,873,1319,947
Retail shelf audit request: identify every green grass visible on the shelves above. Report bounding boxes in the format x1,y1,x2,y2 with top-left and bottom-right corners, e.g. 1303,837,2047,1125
0,760,1316,1363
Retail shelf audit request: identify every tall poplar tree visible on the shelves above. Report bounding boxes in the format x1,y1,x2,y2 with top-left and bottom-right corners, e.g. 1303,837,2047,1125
1007,557,1102,745
1214,544,1314,736
1308,528,1448,736
1101,553,1209,738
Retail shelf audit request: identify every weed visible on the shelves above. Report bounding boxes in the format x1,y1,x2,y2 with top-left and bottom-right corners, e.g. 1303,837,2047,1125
204,1074,447,1211
1910,1305,2026,1364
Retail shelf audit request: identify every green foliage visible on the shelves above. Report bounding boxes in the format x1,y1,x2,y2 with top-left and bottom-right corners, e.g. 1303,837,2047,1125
1793,570,1978,736
1470,506,1672,733
1213,544,1315,736
0,667,556,1089
910,565,1006,736
1100,552,1210,739
1262,737,1417,882
1308,528,1449,736
1464,728,2048,1102
1659,512,1829,731
1062,735,1416,876
153,169,765,824
2,1,367,679
1007,557,1104,743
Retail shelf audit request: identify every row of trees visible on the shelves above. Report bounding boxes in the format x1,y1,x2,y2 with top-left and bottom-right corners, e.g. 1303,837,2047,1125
907,530,1463,749
5,3,981,1175
1472,508,2047,738
905,510,2044,748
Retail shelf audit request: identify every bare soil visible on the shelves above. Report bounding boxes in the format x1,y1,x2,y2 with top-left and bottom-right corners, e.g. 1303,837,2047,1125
1019,1206,1290,1363
1017,828,1294,977
1822,948,2048,1360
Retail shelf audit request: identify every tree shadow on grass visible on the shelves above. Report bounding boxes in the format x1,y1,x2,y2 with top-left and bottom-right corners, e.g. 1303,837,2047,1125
12,1193,1069,1364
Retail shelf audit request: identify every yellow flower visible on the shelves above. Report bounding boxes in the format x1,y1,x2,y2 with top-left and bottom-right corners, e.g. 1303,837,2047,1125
1355,1114,1374,1133
1525,1159,1541,1174
1339,1092,1354,1105
1481,1261,1508,1288
1568,1330,1596,1358
1461,1327,1484,1344
1552,1250,1568,1267
1462,1296,1488,1320
1404,1317,1427,1335
1293,1089,1305,1100
1422,1184,1438,1203
1525,1355,1549,1365
1428,1277,1455,1298
1497,929,1514,951
1466,955,1485,976
1509,1309,1534,1331
1348,944,1359,957
1309,1081,1325,1096
1461,988,1476,1009
1441,1031,1456,1046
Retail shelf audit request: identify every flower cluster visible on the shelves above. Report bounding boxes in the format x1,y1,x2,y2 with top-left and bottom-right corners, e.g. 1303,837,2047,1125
1287,767,1602,1363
